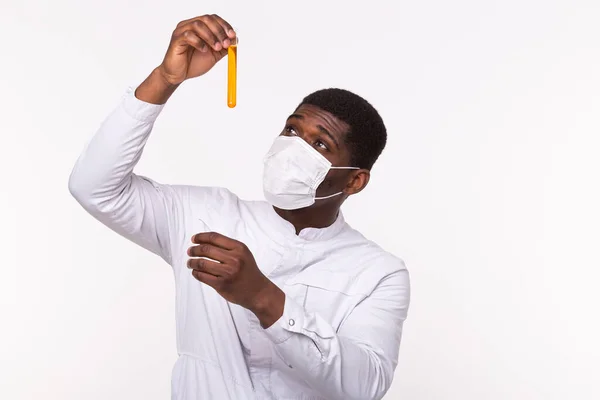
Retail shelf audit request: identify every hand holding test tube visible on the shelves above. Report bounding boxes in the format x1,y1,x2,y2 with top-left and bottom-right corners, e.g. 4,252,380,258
136,15,238,106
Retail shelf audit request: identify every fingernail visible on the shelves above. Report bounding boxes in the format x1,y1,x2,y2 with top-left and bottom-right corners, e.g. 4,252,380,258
223,39,230,47
215,43,222,51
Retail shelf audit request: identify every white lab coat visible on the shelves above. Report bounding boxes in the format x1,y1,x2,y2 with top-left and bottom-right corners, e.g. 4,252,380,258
68,87,411,400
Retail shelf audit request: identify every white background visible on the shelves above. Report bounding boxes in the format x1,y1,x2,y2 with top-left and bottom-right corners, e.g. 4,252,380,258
1,0,599,399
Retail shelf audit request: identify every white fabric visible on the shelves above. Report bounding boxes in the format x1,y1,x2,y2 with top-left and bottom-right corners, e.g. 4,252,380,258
263,135,358,210
68,87,411,400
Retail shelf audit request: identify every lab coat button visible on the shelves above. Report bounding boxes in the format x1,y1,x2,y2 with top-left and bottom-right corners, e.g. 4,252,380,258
288,319,295,326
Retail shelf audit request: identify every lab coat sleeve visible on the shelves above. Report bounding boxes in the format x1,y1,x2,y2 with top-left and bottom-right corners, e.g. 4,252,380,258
264,269,410,400
68,87,183,264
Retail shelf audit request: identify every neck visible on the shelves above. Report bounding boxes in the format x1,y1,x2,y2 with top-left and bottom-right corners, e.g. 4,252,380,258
274,203,341,235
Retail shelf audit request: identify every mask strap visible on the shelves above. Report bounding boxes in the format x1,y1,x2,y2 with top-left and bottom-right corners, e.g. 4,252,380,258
314,167,358,200
330,167,360,170
314,191,344,200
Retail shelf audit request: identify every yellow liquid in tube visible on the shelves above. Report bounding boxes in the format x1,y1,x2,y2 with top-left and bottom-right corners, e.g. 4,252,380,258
227,44,237,108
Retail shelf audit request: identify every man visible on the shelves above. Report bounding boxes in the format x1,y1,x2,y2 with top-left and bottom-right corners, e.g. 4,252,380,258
69,14,410,400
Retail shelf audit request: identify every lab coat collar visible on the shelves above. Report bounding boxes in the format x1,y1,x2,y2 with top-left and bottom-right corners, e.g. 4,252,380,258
266,204,347,242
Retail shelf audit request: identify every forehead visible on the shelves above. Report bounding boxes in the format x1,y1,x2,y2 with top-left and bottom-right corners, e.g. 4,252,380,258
291,104,350,138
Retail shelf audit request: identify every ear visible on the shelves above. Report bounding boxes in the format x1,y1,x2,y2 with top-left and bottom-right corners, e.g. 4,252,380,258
344,169,370,195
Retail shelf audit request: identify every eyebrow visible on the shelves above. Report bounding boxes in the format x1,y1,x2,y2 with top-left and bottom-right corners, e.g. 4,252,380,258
287,114,340,149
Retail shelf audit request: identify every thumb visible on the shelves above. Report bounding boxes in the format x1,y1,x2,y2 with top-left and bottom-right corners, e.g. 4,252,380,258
214,48,229,63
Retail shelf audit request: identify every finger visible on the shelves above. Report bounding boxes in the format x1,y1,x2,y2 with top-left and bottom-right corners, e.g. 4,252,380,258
187,257,223,276
187,243,232,262
175,14,232,34
176,30,209,53
209,14,236,40
186,20,222,51
217,48,228,60
192,269,221,288
174,15,236,49
191,232,239,250
201,15,230,47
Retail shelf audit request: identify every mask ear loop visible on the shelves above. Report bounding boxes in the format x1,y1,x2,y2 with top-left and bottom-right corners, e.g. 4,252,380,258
314,191,344,200
314,167,360,199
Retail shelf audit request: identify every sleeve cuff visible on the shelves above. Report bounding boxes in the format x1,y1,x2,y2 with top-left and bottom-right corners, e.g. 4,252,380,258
121,86,166,122
264,294,306,344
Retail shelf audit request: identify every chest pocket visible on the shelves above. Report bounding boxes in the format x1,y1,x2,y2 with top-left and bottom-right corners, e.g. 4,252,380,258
284,270,368,332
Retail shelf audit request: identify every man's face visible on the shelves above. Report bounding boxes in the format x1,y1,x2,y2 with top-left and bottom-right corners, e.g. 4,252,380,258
279,104,355,198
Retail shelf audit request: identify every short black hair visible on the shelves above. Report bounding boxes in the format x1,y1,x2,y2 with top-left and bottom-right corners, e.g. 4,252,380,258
296,88,387,170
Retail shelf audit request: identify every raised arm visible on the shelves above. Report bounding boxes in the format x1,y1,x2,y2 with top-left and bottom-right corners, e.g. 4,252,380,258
68,15,238,263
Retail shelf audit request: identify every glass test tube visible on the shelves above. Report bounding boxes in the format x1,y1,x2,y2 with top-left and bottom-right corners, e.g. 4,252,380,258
227,39,237,108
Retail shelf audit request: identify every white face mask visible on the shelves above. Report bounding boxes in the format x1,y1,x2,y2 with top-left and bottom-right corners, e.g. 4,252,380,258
262,136,359,210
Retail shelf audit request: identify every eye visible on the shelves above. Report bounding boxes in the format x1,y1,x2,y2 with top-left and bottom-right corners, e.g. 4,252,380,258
315,140,329,151
284,125,329,151
284,125,298,136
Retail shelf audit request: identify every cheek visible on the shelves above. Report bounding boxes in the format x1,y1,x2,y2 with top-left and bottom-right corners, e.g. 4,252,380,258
322,178,335,189
315,175,335,193
320,172,346,190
